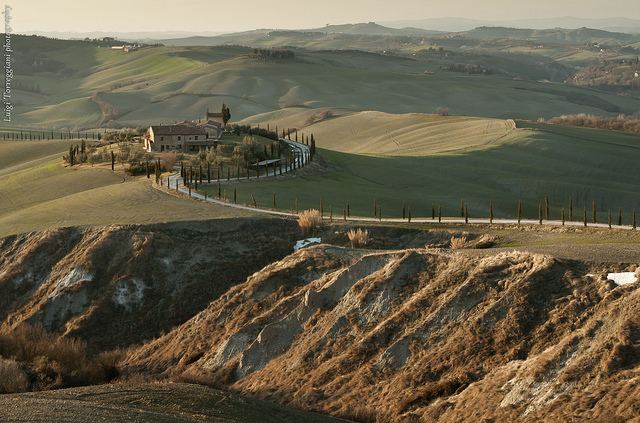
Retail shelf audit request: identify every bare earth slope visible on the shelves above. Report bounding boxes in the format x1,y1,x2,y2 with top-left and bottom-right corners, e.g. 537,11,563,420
0,219,297,350
124,245,640,422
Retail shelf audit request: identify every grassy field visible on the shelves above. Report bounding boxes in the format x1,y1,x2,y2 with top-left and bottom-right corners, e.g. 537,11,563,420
201,116,640,221
288,112,519,156
0,140,77,171
0,141,256,237
9,36,640,130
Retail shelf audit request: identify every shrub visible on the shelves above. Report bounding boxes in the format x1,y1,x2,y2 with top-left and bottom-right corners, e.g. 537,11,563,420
435,107,450,116
0,324,123,391
298,209,322,234
0,358,29,393
347,228,370,248
158,152,178,171
449,235,469,250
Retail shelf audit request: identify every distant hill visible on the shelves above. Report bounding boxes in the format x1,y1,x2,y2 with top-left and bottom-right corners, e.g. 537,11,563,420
455,26,640,45
161,23,442,47
383,16,640,34
306,22,443,36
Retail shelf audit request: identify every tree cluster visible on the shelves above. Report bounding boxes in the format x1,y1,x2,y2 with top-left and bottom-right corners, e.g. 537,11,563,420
547,113,640,134
251,49,296,61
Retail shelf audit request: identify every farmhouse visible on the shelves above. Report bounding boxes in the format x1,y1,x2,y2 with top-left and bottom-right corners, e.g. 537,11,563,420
144,125,209,152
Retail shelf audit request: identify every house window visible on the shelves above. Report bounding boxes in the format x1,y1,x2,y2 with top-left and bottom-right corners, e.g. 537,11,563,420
160,136,164,141
195,136,198,140
178,136,181,141
161,145,165,152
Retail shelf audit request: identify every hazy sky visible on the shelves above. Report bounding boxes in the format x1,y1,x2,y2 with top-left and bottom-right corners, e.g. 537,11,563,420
8,0,640,33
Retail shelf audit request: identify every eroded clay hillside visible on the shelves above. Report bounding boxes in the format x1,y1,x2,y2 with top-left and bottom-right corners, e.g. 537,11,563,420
0,218,297,350
124,245,640,422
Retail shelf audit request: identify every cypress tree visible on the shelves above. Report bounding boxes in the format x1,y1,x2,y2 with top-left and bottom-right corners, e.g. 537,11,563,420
432,206,435,220
343,206,347,221
489,201,494,224
233,188,237,203
608,209,612,229
438,205,442,223
408,208,412,223
69,145,75,166
517,200,522,224
569,197,574,221
633,211,637,229
110,151,115,171
402,203,406,220
273,193,276,208
592,200,597,224
329,206,333,222
460,200,465,217
544,194,550,220
464,206,469,224
561,208,565,226
378,206,382,222
347,202,350,218
252,195,257,207
373,199,377,218
583,207,588,227
310,135,316,157
538,202,543,225
618,208,622,226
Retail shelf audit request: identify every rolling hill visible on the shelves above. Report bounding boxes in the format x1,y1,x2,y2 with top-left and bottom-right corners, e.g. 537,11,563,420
222,111,640,220
455,26,640,45
7,35,640,130
0,140,259,237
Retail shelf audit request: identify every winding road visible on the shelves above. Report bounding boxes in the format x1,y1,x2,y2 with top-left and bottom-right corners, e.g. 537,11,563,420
160,177,638,231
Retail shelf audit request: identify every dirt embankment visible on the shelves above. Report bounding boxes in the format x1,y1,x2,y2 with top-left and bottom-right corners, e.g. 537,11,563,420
0,218,298,351
123,245,640,422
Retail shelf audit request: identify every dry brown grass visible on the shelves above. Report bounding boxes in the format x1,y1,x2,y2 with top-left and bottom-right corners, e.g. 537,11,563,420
347,228,370,248
298,209,323,235
449,234,469,250
0,324,124,391
0,358,29,393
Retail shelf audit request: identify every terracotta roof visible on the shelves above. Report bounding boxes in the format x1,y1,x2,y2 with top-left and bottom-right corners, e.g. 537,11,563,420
150,125,207,136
